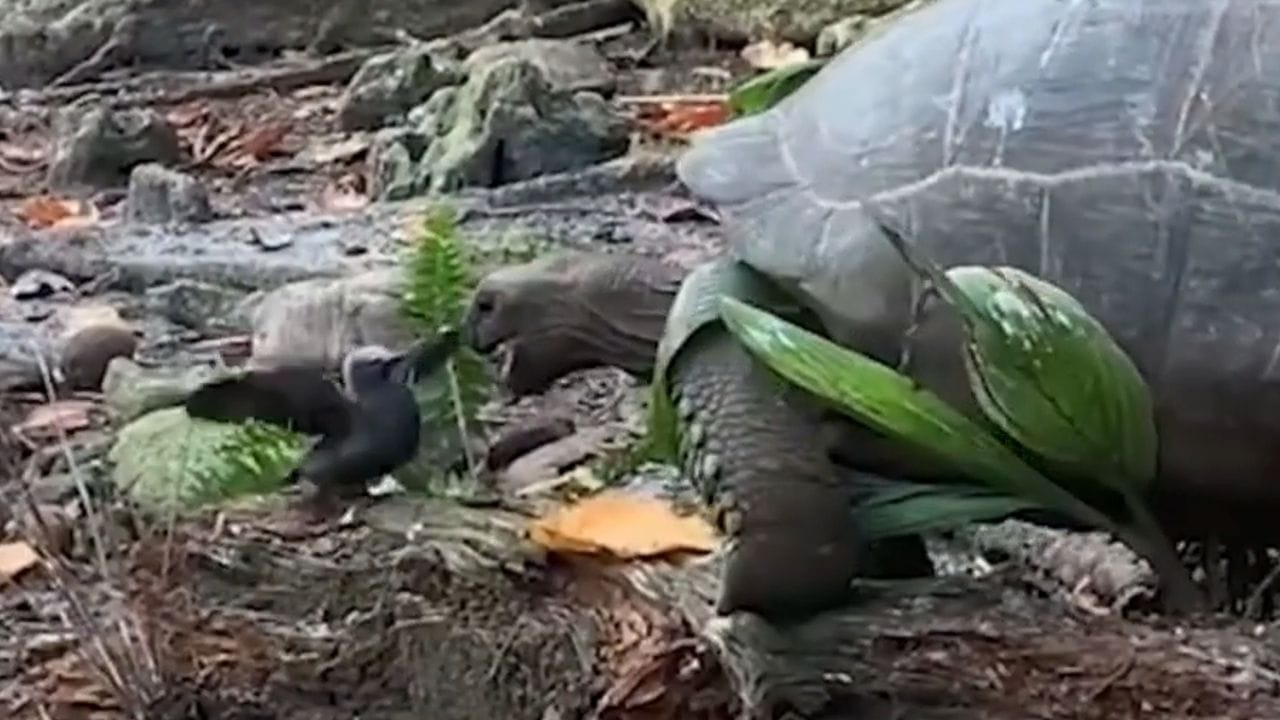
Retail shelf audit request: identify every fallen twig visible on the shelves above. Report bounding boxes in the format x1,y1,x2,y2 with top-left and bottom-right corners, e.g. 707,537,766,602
5,48,386,109
530,0,640,39
47,17,140,89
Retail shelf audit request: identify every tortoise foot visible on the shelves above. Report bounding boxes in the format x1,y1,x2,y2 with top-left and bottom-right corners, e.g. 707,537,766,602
715,487,868,623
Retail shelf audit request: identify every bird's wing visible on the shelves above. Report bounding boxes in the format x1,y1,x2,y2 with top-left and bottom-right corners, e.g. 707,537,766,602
184,365,354,438
387,328,462,385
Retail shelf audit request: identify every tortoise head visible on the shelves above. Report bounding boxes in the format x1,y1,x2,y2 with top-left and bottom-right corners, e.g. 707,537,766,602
462,252,686,396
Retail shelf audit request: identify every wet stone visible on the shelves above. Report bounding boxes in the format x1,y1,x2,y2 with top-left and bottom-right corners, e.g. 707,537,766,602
337,45,461,131
417,57,630,194
125,163,214,225
145,279,249,333
10,270,75,300
59,324,140,392
0,322,44,392
248,227,293,252
46,105,182,190
816,14,874,55
463,39,617,95
369,128,428,201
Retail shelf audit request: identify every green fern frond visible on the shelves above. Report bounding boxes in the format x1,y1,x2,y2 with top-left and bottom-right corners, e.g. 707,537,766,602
187,419,304,504
397,203,496,493
402,204,474,332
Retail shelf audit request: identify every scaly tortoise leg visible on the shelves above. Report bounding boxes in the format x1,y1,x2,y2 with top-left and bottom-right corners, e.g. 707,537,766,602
669,325,932,622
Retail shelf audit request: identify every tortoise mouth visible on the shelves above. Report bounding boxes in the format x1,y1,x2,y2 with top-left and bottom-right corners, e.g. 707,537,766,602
496,341,517,385
493,333,579,396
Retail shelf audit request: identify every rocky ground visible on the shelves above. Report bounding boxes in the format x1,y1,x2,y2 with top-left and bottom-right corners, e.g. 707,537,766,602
2,1,1280,719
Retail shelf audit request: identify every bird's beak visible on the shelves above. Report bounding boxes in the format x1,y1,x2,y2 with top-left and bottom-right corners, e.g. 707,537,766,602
388,328,461,384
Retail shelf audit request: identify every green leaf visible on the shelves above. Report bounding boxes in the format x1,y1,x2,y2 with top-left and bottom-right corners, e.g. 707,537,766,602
728,58,828,117
718,295,1113,528
860,482,1039,539
397,203,496,493
643,369,681,463
870,221,1157,491
949,266,1157,489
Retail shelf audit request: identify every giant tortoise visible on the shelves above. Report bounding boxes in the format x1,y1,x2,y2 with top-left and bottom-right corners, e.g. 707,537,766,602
464,0,1280,621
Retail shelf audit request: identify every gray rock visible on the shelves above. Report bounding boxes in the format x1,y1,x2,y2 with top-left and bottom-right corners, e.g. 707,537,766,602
11,270,75,300
248,268,419,372
463,39,616,95
370,127,429,201
408,86,459,136
101,357,231,423
46,105,182,190
145,279,249,333
418,57,630,194
125,163,213,224
0,323,45,392
634,0,912,44
337,45,460,131
247,227,294,252
58,323,139,392
815,14,874,56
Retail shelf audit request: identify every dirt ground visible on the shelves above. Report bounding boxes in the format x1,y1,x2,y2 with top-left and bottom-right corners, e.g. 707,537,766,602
2,5,1280,720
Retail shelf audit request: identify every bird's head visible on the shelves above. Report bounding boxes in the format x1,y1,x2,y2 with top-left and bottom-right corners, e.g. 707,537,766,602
340,344,404,395
341,329,461,394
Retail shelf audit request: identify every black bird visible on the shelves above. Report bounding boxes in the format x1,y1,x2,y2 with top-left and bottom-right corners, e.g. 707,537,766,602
184,330,460,508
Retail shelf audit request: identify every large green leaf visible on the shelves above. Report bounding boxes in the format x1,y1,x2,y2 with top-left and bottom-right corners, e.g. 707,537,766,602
951,266,1157,488
872,221,1157,491
728,58,828,117
719,296,1113,529
860,482,1039,539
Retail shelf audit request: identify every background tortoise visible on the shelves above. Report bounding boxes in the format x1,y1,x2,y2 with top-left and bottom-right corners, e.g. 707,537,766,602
466,0,1280,621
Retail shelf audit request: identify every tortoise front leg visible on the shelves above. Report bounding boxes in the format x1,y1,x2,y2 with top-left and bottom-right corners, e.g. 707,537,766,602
669,325,933,623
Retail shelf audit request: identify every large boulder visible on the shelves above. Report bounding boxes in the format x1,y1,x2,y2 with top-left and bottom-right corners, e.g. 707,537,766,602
369,54,630,199
462,39,616,95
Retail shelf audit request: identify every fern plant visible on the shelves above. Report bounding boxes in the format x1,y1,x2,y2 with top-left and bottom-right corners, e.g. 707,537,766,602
398,204,494,494
187,419,304,504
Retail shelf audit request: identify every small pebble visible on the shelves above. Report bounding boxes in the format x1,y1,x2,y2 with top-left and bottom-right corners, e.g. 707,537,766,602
60,324,141,391
249,227,294,251
590,221,630,245
10,270,75,300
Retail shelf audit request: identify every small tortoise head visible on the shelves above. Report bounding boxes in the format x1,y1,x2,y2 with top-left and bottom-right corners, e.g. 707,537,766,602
463,252,686,396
